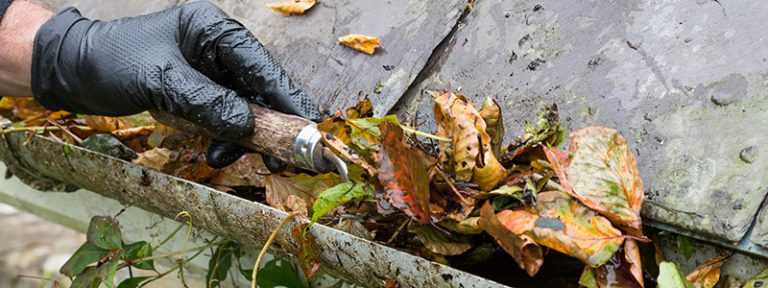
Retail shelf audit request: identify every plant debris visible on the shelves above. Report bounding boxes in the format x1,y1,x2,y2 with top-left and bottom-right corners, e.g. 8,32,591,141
268,0,317,15
338,34,381,55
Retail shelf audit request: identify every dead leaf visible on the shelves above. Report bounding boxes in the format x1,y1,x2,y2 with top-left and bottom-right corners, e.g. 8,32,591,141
432,91,506,191
338,34,381,55
133,148,173,171
625,239,644,287
375,122,431,224
292,223,321,279
497,191,625,267
439,217,482,235
147,124,175,148
345,97,374,119
479,202,543,276
285,195,309,216
322,132,377,176
686,256,726,288
84,115,131,133
501,104,563,165
588,246,643,288
267,0,317,15
111,126,155,140
209,154,268,187
479,96,504,158
265,173,340,212
409,223,473,256
552,127,644,236
318,112,352,145
743,268,768,288
334,218,374,240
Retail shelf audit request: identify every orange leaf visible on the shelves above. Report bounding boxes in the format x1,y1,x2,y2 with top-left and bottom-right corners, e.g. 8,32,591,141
686,256,726,288
267,0,317,15
625,239,644,287
497,191,625,267
550,127,645,237
375,122,431,224
479,202,543,276
84,115,131,133
338,34,381,55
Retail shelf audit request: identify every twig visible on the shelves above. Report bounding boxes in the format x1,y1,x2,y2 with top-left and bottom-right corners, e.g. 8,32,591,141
2,125,92,134
386,218,411,244
47,120,83,144
434,166,468,204
399,124,451,142
252,212,300,288
154,223,186,251
531,172,563,191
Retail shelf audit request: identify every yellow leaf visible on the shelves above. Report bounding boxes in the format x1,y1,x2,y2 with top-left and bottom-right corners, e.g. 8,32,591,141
338,34,381,55
84,115,131,133
479,202,543,276
431,91,506,190
267,0,317,15
479,96,504,158
686,256,726,288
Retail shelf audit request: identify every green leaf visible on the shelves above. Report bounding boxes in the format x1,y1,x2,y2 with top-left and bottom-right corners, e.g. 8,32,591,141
744,268,768,288
116,276,151,288
677,236,695,260
70,266,104,288
122,241,154,270
347,115,400,153
60,242,110,277
87,216,123,250
311,182,373,223
206,241,238,288
579,267,598,288
657,262,695,288
103,256,122,288
257,257,308,288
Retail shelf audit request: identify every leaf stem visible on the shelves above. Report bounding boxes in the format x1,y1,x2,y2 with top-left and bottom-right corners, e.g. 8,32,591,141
399,124,451,142
252,212,300,288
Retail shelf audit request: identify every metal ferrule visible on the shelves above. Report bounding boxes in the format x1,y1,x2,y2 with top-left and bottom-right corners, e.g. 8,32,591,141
292,125,328,172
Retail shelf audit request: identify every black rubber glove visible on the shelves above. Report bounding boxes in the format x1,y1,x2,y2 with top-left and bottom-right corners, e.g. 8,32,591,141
31,1,321,168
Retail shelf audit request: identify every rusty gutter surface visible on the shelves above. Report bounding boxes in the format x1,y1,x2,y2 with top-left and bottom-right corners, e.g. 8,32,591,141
0,132,510,288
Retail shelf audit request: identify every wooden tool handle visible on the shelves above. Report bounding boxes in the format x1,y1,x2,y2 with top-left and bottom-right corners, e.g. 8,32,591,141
150,105,314,167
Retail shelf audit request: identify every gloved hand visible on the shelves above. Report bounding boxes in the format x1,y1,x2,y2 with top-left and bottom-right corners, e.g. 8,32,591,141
31,1,321,168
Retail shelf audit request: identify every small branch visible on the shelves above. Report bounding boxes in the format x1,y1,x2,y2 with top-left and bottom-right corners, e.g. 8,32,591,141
252,212,300,288
2,125,92,134
386,218,411,244
434,166,468,204
47,120,83,144
399,124,451,142
531,172,563,191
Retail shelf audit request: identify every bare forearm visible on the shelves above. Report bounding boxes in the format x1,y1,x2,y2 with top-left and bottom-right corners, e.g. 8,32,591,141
0,0,52,96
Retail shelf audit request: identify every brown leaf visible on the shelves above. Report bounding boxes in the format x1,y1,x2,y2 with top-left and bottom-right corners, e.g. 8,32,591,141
209,154,268,187
111,126,155,140
292,223,321,279
553,127,645,236
265,173,340,212
497,191,625,267
317,112,352,145
588,246,643,288
322,132,377,176
625,239,644,287
409,223,473,256
345,97,374,119
686,256,726,288
338,34,381,55
133,147,173,171
432,91,506,191
479,202,543,276
84,115,131,133
376,122,431,224
267,0,316,15
479,96,504,158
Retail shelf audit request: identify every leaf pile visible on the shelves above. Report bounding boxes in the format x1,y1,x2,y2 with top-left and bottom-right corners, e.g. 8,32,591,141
0,93,658,285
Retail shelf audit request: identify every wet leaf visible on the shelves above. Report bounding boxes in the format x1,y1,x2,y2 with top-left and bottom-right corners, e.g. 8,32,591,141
122,241,154,270
497,191,624,267
87,216,123,250
323,132,378,176
267,0,316,15
338,34,381,55
209,154,268,187
432,91,506,191
311,181,373,223
686,256,726,288
60,242,110,277
116,277,151,288
257,257,308,288
376,122,431,224
84,116,131,133
479,202,543,276
743,268,768,288
265,173,341,213
409,223,473,256
206,241,238,288
479,97,504,158
549,127,644,236
658,262,694,288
